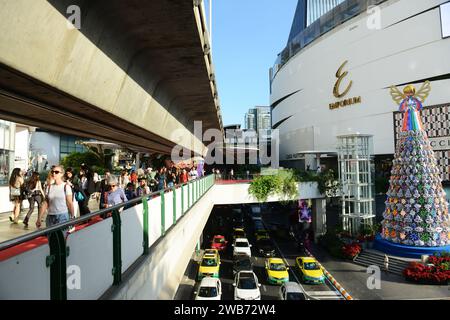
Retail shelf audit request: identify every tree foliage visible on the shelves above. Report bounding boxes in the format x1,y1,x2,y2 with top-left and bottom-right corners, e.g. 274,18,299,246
61,152,103,172
248,169,298,202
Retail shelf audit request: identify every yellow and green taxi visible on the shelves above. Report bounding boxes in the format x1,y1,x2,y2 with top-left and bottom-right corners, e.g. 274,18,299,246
255,229,270,241
265,258,289,285
198,249,221,280
233,228,246,240
296,257,325,284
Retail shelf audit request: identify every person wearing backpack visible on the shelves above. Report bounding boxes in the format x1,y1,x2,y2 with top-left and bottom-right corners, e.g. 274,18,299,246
36,166,74,235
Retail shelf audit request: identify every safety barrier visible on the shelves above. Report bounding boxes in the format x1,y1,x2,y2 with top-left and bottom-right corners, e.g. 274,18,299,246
0,174,215,300
303,247,354,300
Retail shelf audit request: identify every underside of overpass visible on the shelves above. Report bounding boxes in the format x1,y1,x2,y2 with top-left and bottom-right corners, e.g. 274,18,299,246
0,0,223,155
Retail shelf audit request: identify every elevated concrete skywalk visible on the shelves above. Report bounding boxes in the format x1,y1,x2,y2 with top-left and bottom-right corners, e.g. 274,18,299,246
0,178,325,300
0,0,222,155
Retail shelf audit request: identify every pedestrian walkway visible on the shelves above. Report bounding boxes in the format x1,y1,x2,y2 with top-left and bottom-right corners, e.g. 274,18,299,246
308,242,450,300
0,197,101,243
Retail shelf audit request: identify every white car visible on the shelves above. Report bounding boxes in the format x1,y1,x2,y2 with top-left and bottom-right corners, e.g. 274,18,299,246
279,282,308,300
194,277,222,300
233,271,261,300
233,238,252,257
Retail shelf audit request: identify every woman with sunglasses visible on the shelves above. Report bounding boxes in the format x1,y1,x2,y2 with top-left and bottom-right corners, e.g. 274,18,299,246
106,175,128,209
36,166,74,233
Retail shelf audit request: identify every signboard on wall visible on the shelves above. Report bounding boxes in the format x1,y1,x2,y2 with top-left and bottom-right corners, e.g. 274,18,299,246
429,136,450,151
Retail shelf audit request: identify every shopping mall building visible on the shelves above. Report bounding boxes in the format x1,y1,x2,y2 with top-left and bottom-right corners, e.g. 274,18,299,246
270,0,450,182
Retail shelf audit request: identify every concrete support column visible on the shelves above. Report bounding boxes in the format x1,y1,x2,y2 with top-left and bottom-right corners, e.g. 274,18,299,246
313,199,327,243
135,152,141,170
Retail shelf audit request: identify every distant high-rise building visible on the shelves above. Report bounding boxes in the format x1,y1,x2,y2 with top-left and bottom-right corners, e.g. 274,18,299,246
244,107,271,132
288,0,345,43
244,106,271,143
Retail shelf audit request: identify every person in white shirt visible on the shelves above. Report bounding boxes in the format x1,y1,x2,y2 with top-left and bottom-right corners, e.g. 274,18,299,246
36,166,74,237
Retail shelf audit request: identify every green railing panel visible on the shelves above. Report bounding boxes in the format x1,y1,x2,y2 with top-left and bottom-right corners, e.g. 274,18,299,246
160,191,165,236
181,184,184,216
112,209,122,285
142,197,149,255
48,230,67,300
173,187,177,225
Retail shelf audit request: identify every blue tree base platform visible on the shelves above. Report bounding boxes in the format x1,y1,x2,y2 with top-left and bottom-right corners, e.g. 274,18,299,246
374,235,450,259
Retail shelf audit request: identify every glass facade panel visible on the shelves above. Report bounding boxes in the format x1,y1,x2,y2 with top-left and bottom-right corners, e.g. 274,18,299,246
441,2,450,38
273,0,388,80
0,150,11,186
60,134,88,159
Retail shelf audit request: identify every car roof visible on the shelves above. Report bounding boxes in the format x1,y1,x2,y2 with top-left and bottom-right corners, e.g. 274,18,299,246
199,277,220,287
205,249,218,254
213,235,225,238
283,282,303,292
234,228,245,232
299,257,317,262
235,238,249,242
238,271,255,278
268,258,284,264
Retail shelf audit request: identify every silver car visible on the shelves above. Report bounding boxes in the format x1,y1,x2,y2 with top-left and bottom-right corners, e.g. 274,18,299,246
279,282,308,300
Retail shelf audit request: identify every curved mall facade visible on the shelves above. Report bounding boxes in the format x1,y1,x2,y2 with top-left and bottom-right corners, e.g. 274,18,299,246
271,0,450,181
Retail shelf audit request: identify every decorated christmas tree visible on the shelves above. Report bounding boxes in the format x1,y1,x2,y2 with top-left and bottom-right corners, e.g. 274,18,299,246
381,81,450,247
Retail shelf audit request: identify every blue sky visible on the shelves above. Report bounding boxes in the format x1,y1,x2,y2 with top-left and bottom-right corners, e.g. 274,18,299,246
205,0,298,127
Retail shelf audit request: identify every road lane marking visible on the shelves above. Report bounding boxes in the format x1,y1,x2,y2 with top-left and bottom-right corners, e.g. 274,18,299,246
307,291,342,296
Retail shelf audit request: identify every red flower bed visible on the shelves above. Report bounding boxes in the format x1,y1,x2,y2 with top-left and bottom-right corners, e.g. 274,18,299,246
342,243,361,259
403,258,450,285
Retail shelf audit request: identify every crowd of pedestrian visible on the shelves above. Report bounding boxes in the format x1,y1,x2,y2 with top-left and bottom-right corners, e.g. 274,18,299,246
7,163,205,232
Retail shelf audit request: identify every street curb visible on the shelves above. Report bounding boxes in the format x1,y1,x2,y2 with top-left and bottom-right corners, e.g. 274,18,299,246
304,247,354,301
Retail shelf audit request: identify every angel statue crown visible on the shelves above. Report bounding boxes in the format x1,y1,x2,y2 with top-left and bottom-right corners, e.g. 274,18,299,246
390,81,431,132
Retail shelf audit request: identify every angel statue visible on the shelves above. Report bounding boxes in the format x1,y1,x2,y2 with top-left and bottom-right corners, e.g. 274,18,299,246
390,81,431,132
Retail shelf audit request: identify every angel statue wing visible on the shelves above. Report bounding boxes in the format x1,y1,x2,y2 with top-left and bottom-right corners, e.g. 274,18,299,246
415,80,431,103
390,85,405,105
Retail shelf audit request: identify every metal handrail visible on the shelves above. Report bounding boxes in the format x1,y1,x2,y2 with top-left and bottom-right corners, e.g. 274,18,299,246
0,175,214,252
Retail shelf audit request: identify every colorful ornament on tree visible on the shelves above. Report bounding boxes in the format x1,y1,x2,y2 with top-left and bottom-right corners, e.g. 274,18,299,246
381,81,450,247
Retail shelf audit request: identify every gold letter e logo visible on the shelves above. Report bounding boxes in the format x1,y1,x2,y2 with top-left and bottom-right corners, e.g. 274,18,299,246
333,60,353,98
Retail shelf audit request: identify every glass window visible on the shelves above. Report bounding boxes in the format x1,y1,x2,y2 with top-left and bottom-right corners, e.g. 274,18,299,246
60,134,88,156
441,2,450,38
0,150,11,186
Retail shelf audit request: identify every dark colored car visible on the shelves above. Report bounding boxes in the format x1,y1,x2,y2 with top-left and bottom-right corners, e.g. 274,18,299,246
233,254,253,275
256,238,276,257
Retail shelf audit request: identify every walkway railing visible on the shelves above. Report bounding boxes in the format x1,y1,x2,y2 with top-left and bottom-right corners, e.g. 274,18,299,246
0,174,215,300
214,174,259,184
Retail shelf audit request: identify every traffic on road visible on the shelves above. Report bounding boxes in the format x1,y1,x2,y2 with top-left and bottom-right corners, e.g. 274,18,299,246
192,204,346,301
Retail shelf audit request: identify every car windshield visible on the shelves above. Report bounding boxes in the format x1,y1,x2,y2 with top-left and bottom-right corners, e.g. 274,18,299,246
270,263,286,271
198,287,218,298
304,262,320,270
287,292,306,300
201,258,217,267
235,231,245,237
238,276,257,289
214,238,225,244
236,241,249,247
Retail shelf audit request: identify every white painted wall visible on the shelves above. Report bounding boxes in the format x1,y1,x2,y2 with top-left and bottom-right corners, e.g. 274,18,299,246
0,244,50,300
213,182,324,205
271,0,450,159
